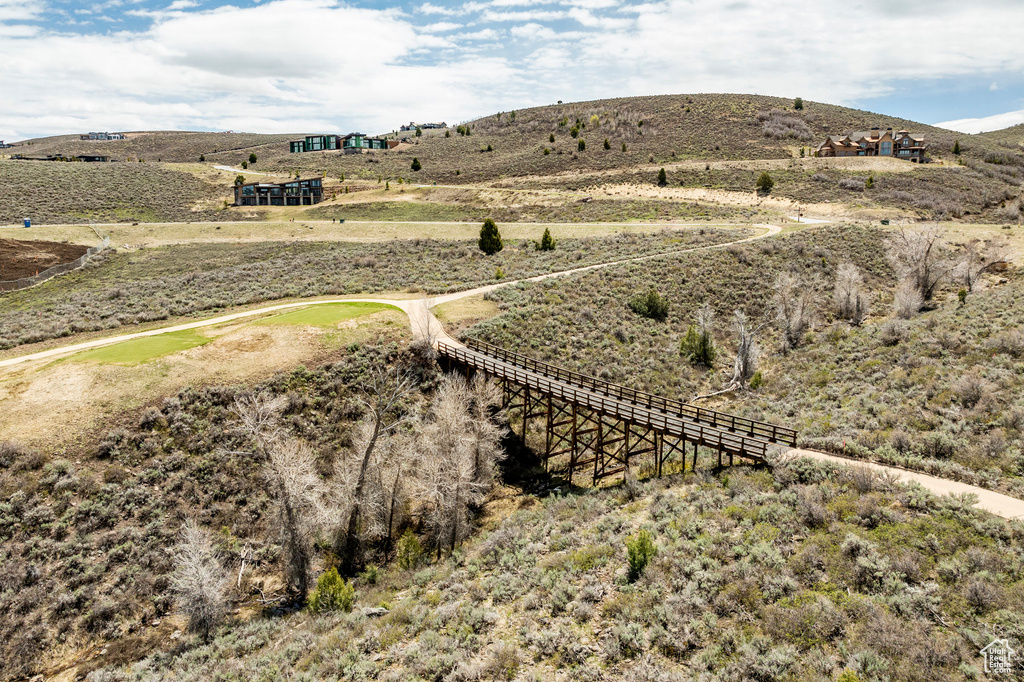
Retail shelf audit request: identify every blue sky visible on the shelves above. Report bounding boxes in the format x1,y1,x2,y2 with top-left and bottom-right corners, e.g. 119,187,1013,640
1,0,1023,141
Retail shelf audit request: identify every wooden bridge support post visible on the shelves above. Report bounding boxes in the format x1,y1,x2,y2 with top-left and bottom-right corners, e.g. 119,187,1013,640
568,403,578,486
623,422,630,478
593,416,603,486
655,432,662,478
521,385,530,444
544,395,552,467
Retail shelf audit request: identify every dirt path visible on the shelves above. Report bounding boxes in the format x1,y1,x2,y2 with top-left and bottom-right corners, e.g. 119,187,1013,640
0,224,779,370
784,449,1024,521
4,221,1023,521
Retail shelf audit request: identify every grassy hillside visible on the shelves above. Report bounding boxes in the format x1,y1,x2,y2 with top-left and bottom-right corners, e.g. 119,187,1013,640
5,94,1023,224
2,336,1022,681
976,123,1024,151
59,452,1024,682
7,131,296,164
0,227,747,351
0,160,240,225
470,224,1024,494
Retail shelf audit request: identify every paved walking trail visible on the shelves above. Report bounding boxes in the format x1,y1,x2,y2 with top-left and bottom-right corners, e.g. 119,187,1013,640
3,222,1022,520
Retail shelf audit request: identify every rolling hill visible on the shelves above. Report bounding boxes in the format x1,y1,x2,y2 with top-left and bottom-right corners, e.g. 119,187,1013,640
3,94,1023,224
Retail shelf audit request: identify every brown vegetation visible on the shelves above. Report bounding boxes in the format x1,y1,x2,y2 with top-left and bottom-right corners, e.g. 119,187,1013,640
0,238,88,280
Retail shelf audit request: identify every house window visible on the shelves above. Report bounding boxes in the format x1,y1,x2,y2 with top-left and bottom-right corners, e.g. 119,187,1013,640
903,138,910,147
880,142,891,155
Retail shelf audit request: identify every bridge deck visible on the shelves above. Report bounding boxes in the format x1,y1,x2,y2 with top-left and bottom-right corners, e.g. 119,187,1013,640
461,337,796,447
438,341,774,463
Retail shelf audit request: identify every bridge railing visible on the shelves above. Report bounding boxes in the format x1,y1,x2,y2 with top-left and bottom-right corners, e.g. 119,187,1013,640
438,341,769,461
460,336,796,446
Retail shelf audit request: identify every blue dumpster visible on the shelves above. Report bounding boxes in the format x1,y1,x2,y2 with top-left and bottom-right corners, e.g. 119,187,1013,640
23,218,30,228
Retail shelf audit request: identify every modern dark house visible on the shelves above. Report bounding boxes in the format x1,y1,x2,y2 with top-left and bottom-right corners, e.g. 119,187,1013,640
234,178,323,206
80,132,125,141
0,140,12,149
815,127,927,162
341,133,388,153
289,134,340,153
288,133,388,153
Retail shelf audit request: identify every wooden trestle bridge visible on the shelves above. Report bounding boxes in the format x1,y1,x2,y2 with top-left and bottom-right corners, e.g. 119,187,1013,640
437,338,797,485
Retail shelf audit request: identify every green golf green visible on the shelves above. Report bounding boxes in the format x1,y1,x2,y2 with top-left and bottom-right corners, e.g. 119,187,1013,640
73,329,211,365
256,302,399,327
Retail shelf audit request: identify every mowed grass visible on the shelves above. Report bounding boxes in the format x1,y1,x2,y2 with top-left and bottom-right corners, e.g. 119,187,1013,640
71,329,210,364
255,302,399,327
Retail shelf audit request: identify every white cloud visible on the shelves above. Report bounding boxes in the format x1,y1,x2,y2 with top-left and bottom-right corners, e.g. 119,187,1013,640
990,82,1000,91
936,109,1024,134
418,2,461,15
421,21,465,32
0,0,44,21
1,0,1024,140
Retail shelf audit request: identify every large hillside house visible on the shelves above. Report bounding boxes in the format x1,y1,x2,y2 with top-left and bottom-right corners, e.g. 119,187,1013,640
341,133,388,153
815,128,927,162
234,178,323,206
289,134,339,153
80,132,125,141
289,133,388,153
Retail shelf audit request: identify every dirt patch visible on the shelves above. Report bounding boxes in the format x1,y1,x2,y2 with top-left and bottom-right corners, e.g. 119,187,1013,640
0,238,88,280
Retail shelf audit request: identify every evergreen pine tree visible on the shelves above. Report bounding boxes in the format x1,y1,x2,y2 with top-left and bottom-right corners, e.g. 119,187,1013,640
657,168,667,186
537,227,555,251
479,218,503,255
756,171,774,194
603,138,611,150
953,140,961,155
411,157,421,171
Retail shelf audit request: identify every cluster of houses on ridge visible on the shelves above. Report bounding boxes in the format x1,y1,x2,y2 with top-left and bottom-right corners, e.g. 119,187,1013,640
10,153,110,162
80,132,125,141
399,121,446,131
815,127,927,162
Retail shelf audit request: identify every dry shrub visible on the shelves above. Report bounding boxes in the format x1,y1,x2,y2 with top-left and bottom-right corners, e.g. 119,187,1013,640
879,319,907,346
892,278,923,319
757,109,813,140
953,371,992,409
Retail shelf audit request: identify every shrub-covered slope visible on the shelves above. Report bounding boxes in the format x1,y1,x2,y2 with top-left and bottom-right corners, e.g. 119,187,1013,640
0,227,746,351
84,460,1024,682
470,224,1024,492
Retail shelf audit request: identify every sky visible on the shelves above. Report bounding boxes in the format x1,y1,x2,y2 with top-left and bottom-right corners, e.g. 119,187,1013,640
1,0,1023,141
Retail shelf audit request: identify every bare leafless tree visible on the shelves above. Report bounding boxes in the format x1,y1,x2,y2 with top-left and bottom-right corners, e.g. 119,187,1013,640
773,272,817,352
887,225,953,302
467,374,506,484
414,374,491,556
338,366,415,575
695,301,715,336
264,438,341,602
955,238,1010,291
231,392,288,447
731,310,767,388
892,277,924,319
170,520,230,642
834,262,870,325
